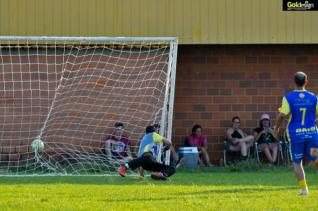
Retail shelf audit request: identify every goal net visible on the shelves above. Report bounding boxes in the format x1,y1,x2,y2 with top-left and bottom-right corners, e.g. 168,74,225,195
0,36,178,175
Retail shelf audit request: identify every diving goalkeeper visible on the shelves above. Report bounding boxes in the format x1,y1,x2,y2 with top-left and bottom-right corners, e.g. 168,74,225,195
118,125,176,180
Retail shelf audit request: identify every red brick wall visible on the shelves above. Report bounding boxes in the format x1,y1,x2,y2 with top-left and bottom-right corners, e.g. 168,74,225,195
1,45,318,166
0,48,171,163
173,45,318,164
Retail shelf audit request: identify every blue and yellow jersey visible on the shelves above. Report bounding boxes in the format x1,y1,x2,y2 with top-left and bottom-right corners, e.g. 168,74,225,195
137,132,164,157
279,90,318,142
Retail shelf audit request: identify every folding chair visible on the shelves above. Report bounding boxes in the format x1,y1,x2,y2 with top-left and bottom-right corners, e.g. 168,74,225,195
223,139,251,166
281,132,292,166
254,140,284,165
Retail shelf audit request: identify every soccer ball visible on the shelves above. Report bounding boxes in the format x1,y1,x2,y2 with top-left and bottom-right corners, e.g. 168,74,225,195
31,139,44,152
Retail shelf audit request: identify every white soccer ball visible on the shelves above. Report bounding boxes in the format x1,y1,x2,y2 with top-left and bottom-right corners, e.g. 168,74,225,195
31,139,44,152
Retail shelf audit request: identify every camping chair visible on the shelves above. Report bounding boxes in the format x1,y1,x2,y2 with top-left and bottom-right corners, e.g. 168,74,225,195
223,139,252,166
254,140,284,165
281,132,292,166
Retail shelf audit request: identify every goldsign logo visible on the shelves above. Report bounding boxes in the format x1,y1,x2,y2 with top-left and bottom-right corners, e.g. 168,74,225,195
283,0,317,11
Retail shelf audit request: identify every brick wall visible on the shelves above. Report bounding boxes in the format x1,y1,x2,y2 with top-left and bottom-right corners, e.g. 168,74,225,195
173,45,318,164
1,44,318,166
0,47,171,164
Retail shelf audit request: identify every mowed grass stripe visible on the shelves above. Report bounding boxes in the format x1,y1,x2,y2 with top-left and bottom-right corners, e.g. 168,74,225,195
0,168,317,210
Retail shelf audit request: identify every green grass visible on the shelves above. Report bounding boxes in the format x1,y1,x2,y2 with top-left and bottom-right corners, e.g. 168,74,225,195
0,167,317,210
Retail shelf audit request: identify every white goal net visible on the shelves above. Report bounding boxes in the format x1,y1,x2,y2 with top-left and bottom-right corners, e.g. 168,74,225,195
0,36,178,175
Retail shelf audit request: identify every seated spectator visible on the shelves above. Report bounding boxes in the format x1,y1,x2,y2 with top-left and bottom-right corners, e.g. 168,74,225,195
253,113,278,164
102,122,132,162
226,116,254,160
184,124,213,167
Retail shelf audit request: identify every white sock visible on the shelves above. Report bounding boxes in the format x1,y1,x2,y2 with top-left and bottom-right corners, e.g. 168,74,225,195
124,163,129,169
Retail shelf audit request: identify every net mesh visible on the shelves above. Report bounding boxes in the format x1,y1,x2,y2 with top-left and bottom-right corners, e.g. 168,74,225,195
0,37,177,175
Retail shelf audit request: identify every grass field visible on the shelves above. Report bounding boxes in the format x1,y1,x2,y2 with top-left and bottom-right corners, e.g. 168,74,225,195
0,167,317,210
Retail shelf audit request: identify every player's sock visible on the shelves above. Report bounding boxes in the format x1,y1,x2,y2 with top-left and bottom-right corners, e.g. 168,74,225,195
124,163,129,169
298,179,309,196
298,179,308,190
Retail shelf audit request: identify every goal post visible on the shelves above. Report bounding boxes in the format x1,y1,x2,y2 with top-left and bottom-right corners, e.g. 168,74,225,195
0,36,178,175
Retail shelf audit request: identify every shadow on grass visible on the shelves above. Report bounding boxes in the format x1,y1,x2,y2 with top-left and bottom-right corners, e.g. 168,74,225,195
170,186,296,196
0,166,318,186
0,166,316,186
95,186,296,204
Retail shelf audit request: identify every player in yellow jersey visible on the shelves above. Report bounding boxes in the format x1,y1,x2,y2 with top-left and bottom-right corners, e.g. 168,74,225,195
274,72,318,196
118,125,176,180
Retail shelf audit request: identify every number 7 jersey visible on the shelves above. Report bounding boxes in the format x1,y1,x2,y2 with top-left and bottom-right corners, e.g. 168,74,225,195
279,90,318,143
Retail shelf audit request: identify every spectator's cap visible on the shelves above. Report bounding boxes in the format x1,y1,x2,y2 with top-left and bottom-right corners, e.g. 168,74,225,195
260,113,270,120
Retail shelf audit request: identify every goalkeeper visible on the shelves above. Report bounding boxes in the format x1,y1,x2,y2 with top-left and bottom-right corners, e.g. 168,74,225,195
118,125,176,180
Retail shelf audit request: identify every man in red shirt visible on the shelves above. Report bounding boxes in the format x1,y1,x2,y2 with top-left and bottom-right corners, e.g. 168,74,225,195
102,122,132,162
